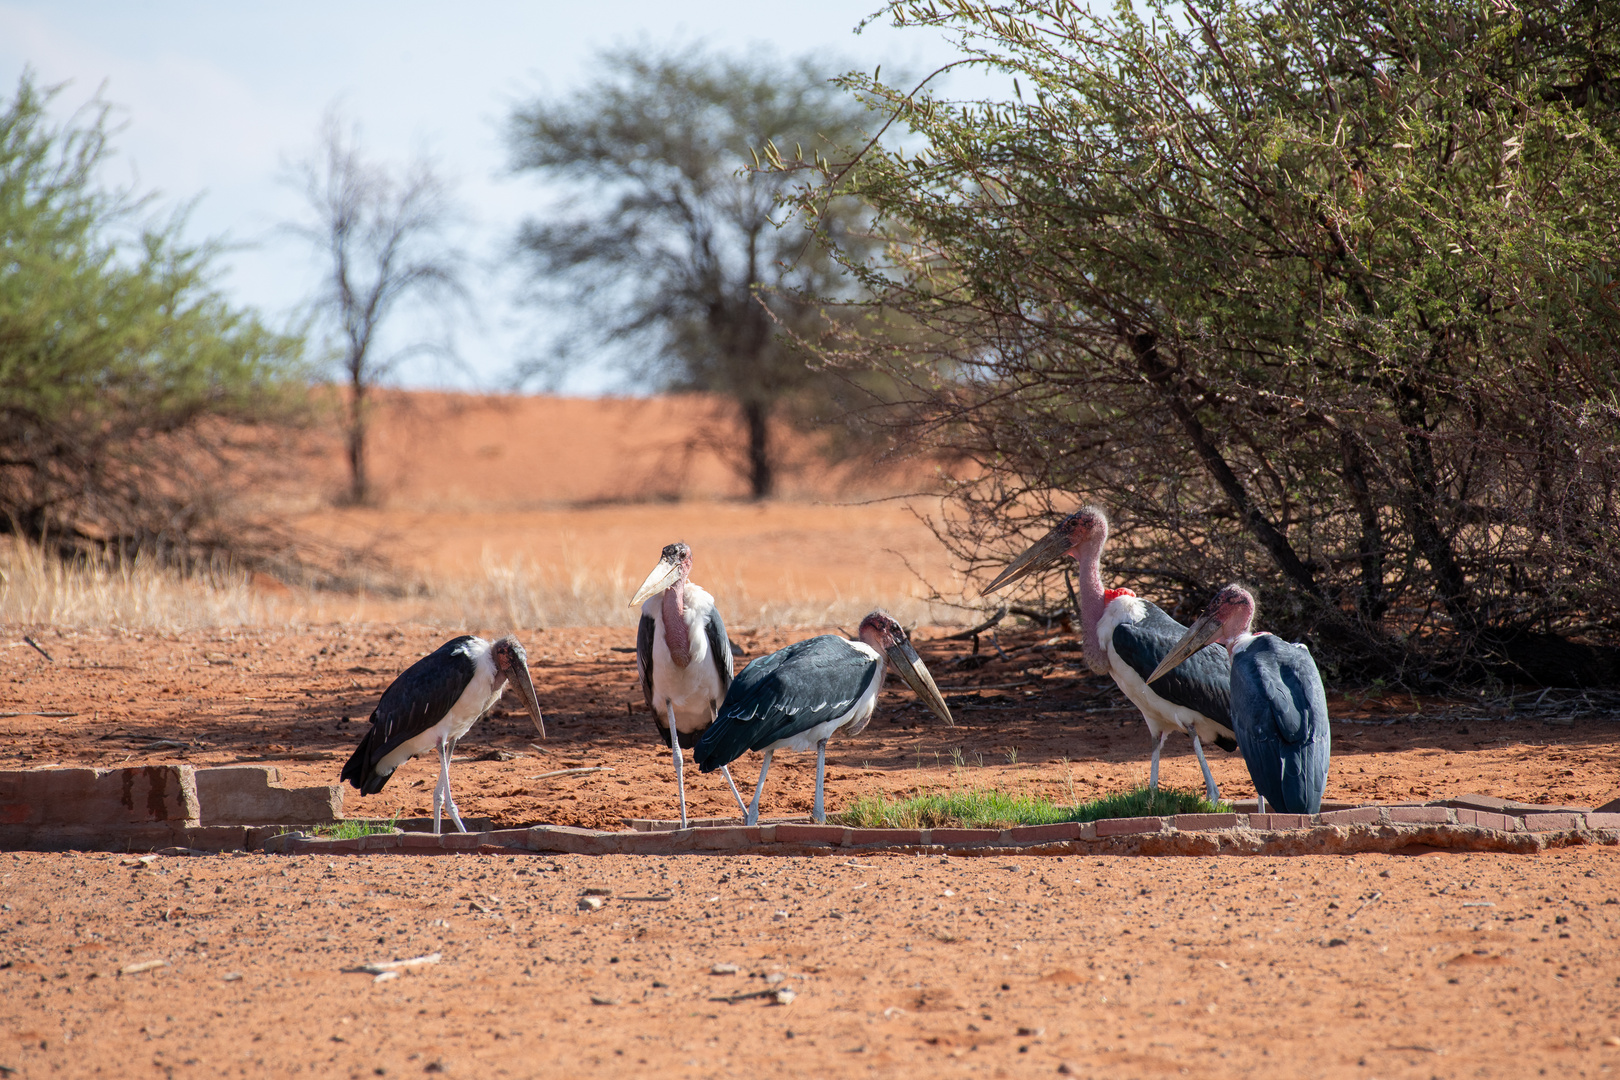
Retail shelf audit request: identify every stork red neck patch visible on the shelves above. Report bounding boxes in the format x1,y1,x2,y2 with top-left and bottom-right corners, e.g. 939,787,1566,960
1103,587,1136,604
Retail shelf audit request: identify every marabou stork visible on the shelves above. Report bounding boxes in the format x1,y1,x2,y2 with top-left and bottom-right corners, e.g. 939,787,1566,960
693,610,954,825
1148,585,1331,814
629,542,749,827
983,506,1238,801
340,635,544,834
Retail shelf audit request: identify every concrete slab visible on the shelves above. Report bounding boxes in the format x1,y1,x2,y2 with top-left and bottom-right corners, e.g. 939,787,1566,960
193,766,342,827
0,766,198,826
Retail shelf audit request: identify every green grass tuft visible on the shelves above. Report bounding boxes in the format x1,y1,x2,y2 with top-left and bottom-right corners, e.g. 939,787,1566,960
312,818,399,840
834,785,1226,829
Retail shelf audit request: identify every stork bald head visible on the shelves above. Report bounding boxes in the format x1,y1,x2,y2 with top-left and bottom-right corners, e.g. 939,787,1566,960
491,635,546,738
982,505,1108,595
630,542,693,607
857,610,953,728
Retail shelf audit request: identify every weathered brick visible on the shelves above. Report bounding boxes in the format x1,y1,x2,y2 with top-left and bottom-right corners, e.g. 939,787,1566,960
1523,813,1584,832
1247,813,1310,830
1173,813,1240,831
843,828,923,847
692,826,764,850
1585,813,1620,830
926,828,1002,845
399,832,450,850
1387,806,1453,825
1006,822,1086,844
481,829,534,848
771,823,846,845
1093,816,1168,837
1317,807,1383,826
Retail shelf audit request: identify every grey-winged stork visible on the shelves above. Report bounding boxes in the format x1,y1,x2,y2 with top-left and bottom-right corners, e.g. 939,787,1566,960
693,610,953,825
1149,584,1331,813
340,635,544,834
629,542,749,827
983,506,1237,801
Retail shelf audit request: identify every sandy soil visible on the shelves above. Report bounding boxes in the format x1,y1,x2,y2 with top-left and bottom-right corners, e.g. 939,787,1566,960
3,844,1618,1079
4,626,1620,1078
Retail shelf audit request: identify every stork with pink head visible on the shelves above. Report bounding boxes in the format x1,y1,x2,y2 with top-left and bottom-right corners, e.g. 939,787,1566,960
984,505,1239,801
1149,584,1332,814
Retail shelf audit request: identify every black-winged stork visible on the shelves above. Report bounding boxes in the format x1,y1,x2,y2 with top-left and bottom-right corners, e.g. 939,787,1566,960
340,635,544,834
983,506,1238,801
630,542,749,827
1148,585,1331,813
693,610,954,825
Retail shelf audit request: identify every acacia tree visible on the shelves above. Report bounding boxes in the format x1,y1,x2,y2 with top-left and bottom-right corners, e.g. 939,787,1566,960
793,0,1620,683
0,73,305,565
286,112,464,505
506,46,881,498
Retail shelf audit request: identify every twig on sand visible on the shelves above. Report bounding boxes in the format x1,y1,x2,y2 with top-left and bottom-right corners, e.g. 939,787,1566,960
1348,890,1383,920
0,711,77,719
933,605,1008,642
23,636,53,662
526,766,614,781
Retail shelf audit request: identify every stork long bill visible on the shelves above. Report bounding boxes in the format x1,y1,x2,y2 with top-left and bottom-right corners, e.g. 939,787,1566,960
508,659,547,739
1147,615,1224,685
629,558,682,607
886,640,954,727
982,526,1072,595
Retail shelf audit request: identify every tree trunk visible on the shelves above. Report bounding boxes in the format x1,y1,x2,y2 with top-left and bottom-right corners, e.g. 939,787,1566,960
742,398,772,499
1338,429,1389,624
346,374,368,506
1128,331,1327,603
1395,382,1475,634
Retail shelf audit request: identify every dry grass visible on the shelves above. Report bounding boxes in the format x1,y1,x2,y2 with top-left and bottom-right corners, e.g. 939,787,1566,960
0,540,961,632
0,538,285,630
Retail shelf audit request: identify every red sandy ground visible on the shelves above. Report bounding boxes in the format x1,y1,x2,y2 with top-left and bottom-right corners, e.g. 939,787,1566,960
3,625,1620,1078
4,393,1620,1075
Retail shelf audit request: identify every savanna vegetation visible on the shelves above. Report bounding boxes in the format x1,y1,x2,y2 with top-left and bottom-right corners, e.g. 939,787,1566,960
788,0,1620,686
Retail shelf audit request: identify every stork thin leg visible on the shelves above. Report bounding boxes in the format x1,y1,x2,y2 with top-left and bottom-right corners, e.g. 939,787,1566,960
443,738,468,834
720,765,748,817
667,704,688,829
1191,734,1220,804
745,750,774,827
1148,729,1170,792
432,738,450,835
812,738,829,824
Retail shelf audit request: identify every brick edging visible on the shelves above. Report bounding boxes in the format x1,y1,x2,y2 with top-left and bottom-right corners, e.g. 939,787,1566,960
252,812,1620,858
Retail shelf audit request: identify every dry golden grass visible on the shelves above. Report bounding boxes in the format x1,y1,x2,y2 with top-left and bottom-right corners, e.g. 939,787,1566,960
0,538,962,633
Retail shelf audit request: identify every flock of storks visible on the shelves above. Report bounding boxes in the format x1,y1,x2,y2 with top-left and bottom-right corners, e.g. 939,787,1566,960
341,506,1332,833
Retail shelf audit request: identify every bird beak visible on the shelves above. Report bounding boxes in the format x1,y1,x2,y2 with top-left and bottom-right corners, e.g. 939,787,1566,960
887,640,954,727
508,658,546,739
982,525,1071,595
1147,614,1224,685
629,558,681,607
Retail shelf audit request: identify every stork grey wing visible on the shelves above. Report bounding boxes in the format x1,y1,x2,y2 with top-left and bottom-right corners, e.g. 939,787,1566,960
693,636,880,772
1231,636,1331,813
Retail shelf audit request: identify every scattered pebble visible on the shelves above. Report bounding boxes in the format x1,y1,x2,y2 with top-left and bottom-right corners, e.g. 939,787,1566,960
772,988,797,1005
578,897,604,912
590,994,618,1006
711,963,739,975
119,960,167,975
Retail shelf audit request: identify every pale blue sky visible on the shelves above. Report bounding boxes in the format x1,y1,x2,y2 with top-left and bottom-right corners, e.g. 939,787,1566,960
0,2,972,392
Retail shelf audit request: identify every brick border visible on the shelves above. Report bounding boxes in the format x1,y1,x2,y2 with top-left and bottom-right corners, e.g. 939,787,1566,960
250,804,1620,859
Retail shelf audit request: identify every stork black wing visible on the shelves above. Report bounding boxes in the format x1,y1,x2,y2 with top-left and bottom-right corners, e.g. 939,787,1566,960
635,614,657,713
693,636,879,773
1231,636,1331,813
1111,602,1234,739
704,602,735,692
341,636,479,795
